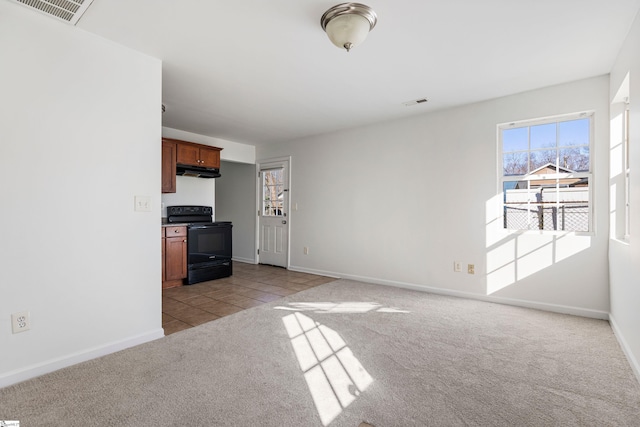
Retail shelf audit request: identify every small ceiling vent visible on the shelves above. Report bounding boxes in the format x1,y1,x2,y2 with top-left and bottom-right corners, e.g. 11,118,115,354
12,0,95,25
402,98,429,107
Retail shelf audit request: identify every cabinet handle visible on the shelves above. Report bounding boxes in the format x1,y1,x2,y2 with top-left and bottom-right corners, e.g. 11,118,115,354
183,239,187,243
174,229,179,233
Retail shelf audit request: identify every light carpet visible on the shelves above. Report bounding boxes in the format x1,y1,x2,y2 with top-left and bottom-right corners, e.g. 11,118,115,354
2,279,639,426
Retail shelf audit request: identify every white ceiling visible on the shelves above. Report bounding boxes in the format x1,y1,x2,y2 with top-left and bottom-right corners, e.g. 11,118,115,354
74,0,640,146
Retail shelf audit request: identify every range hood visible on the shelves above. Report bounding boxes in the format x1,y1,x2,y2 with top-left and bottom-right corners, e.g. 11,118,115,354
176,164,221,179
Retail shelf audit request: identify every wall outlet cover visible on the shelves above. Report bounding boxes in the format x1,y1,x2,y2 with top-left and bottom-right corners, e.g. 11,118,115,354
12,311,30,334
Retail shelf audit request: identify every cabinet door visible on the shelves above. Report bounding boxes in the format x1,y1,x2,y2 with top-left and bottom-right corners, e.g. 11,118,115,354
176,143,200,166
161,140,176,193
165,235,187,281
199,146,221,169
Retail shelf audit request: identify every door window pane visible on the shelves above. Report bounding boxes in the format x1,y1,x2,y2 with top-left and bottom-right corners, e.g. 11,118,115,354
262,168,285,216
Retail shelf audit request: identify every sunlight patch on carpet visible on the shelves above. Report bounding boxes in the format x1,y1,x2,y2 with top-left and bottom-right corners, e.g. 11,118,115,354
275,302,410,314
282,312,373,426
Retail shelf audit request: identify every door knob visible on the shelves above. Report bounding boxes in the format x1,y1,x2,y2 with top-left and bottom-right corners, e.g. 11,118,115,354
282,220,287,224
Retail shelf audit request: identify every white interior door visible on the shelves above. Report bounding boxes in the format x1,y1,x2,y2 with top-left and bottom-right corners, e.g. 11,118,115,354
258,160,289,267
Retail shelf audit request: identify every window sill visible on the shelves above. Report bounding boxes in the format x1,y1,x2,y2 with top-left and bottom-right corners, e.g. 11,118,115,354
501,229,595,238
610,237,631,246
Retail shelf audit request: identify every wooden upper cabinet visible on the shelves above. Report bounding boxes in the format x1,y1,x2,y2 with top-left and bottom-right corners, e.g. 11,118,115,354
175,140,221,169
161,139,177,193
198,146,221,168
176,143,200,166
161,138,222,193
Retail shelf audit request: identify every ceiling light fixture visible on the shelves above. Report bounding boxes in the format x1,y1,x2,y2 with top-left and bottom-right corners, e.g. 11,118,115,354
321,3,377,52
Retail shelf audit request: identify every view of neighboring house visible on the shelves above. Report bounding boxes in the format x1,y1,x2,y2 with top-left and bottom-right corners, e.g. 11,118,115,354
504,164,589,231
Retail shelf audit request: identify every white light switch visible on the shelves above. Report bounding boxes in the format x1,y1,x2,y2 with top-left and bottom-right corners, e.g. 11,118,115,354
134,195,151,212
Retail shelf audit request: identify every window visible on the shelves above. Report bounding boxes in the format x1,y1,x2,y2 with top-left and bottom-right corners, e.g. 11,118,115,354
261,167,285,217
499,113,593,232
624,102,631,237
612,74,630,240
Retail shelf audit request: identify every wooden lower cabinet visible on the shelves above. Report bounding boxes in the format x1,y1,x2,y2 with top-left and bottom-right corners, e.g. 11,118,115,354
162,226,187,289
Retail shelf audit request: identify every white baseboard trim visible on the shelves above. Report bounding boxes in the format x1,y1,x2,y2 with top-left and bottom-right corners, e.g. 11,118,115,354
288,265,609,320
0,328,165,389
232,256,256,265
287,265,341,278
609,314,640,384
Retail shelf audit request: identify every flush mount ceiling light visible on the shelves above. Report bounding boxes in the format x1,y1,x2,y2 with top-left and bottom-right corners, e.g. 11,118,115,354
321,3,377,52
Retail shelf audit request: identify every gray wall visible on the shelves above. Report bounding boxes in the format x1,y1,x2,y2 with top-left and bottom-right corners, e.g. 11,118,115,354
215,160,257,263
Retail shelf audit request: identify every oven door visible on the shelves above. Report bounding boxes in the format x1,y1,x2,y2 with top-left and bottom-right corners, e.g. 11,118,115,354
187,222,232,266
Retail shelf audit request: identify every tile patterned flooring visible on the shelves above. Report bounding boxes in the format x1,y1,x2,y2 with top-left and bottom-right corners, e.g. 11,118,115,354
162,262,336,335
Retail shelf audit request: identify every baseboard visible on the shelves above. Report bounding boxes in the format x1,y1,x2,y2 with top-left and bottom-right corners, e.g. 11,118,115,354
0,328,165,389
289,265,609,320
232,256,256,264
287,265,341,278
609,314,640,384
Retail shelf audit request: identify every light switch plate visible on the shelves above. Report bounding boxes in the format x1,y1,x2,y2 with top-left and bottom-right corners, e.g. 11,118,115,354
134,195,151,212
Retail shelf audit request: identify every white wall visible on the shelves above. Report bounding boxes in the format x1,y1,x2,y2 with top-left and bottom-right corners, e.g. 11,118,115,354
0,3,163,387
609,11,640,380
161,176,216,218
215,161,258,263
257,76,610,318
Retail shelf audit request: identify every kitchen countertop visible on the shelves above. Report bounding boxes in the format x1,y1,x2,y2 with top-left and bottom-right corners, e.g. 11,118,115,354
161,219,189,227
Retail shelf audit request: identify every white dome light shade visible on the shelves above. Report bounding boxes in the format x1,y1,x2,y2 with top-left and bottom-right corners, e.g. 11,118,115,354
321,3,377,52
325,14,371,51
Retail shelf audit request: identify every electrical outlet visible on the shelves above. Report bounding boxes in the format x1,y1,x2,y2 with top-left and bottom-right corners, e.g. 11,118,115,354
303,247,309,255
468,264,475,274
454,261,462,272
12,311,30,334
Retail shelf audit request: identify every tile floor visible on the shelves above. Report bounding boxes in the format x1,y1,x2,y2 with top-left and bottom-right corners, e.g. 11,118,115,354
162,262,336,335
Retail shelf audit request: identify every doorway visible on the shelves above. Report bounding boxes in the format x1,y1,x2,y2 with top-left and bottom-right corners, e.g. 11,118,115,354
258,158,290,267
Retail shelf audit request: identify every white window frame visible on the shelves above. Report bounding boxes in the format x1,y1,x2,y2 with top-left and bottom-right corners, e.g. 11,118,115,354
498,112,594,234
624,102,631,238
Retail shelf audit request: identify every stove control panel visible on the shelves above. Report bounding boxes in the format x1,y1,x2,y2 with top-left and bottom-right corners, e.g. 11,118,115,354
167,205,212,216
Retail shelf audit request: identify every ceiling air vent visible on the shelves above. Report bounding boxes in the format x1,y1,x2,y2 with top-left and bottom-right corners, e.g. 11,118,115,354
402,98,429,107
12,0,95,25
